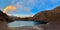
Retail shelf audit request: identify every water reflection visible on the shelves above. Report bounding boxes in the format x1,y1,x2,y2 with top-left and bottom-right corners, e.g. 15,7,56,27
8,20,47,27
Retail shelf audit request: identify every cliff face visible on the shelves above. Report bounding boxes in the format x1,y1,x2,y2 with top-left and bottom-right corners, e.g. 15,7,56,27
33,6,60,22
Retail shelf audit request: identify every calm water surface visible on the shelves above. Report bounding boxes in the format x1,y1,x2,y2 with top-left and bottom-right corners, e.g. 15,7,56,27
8,20,47,27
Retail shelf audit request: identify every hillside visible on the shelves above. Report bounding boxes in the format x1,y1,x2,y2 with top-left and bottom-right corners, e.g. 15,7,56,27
33,6,60,22
32,6,60,30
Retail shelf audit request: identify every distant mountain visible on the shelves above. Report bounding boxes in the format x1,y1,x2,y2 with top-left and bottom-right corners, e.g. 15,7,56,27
9,16,33,21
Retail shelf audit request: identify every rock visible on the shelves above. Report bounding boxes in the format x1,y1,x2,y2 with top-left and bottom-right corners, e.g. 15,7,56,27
43,21,60,30
0,10,14,30
0,10,8,30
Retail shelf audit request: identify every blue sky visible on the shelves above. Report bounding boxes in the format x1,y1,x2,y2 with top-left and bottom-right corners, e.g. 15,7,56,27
0,0,60,17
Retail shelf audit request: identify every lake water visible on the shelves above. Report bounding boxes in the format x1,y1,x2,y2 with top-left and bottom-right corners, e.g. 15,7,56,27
8,20,47,27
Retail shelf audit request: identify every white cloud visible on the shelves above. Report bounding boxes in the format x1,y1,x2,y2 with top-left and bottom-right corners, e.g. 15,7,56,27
11,0,46,11
28,0,35,2
0,8,4,11
15,2,32,16
11,0,36,16
11,0,56,16
0,8,3,10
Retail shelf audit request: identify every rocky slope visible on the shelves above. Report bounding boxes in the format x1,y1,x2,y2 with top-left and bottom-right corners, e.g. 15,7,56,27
33,6,60,30
0,10,12,30
33,6,60,22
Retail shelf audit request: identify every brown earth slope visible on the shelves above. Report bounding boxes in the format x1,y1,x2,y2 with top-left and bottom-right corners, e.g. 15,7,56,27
33,6,60,22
